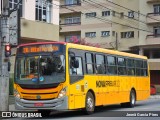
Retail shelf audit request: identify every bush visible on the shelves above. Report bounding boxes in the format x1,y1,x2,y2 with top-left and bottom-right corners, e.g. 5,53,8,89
9,75,14,95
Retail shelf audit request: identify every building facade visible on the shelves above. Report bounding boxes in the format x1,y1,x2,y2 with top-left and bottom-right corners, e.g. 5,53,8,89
60,0,160,91
139,0,160,90
18,0,59,43
0,0,60,74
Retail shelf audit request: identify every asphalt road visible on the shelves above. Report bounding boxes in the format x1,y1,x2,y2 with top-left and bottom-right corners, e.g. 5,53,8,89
40,99,160,120
6,97,160,120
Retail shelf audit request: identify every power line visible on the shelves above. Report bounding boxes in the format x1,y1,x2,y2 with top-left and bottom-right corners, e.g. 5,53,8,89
61,3,153,33
106,0,160,22
84,0,147,25
82,0,149,31
46,2,153,33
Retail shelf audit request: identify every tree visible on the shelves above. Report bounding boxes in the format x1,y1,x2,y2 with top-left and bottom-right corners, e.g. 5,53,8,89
69,36,100,48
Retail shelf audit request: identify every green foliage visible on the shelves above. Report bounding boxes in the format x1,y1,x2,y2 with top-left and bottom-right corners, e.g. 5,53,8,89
9,74,14,95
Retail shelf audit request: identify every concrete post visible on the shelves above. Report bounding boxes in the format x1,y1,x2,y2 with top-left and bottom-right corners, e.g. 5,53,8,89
0,0,10,111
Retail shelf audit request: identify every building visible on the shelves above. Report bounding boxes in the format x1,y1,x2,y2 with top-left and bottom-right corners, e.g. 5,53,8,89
0,0,60,75
59,0,160,91
60,0,140,50
139,0,160,90
20,0,59,44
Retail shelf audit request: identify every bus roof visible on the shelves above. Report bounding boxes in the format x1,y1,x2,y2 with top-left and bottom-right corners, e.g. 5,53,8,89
66,43,147,60
17,42,147,59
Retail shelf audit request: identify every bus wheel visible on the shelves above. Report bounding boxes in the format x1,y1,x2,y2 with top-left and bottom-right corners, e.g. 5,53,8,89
129,90,136,108
84,91,95,115
121,90,136,108
38,109,51,116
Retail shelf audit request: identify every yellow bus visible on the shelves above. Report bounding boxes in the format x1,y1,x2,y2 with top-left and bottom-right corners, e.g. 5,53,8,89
14,42,150,115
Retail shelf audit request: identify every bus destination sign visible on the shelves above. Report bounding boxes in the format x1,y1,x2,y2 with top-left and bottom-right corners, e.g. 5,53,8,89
20,44,59,54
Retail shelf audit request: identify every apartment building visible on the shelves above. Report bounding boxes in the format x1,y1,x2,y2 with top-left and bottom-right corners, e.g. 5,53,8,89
18,0,59,43
60,0,140,50
139,0,160,89
0,0,60,74
60,0,160,90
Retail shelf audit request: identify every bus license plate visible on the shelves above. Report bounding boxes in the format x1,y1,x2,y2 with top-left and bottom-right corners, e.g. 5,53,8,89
34,103,44,107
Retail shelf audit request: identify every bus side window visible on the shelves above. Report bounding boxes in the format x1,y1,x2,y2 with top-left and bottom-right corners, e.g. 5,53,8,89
127,59,135,76
143,61,148,76
70,56,83,75
95,54,105,74
107,56,117,75
117,57,126,75
85,53,94,74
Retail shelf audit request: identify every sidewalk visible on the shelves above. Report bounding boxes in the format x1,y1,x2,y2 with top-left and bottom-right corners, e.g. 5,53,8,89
9,95,16,111
149,94,160,99
9,94,160,111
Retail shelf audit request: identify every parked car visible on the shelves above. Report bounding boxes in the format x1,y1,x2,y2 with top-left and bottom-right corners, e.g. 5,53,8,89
150,84,157,95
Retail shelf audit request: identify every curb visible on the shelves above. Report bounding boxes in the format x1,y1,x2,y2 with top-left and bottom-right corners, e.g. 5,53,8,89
149,95,160,99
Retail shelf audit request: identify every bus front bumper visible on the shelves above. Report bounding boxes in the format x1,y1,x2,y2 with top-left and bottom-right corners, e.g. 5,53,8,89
15,96,68,110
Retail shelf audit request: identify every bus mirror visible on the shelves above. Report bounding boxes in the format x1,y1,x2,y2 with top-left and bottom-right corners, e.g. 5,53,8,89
73,60,79,68
71,56,79,68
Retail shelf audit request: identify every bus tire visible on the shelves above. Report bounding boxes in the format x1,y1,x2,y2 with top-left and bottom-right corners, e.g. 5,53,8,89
84,91,95,115
128,89,136,108
121,90,136,108
38,109,51,116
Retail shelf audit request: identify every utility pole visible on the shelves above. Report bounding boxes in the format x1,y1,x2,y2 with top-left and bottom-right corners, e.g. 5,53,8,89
0,0,10,111
115,32,118,50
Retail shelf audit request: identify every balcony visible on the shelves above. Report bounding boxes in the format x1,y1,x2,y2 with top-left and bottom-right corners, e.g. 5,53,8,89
147,0,160,3
21,19,59,41
146,34,160,45
60,22,81,33
60,3,82,14
146,13,160,24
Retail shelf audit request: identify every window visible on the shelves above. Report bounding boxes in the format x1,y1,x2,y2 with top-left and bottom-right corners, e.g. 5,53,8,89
117,57,126,75
85,53,94,74
135,60,143,76
16,55,65,84
127,59,135,75
9,0,23,17
121,31,134,38
96,54,105,74
70,56,83,75
35,0,52,23
101,31,110,37
107,56,117,75
154,26,160,36
65,0,80,5
65,35,80,42
102,11,110,16
134,60,148,76
154,4,160,14
128,11,134,18
85,12,96,18
120,12,124,18
112,31,116,36
112,11,115,16
85,32,96,38
142,61,148,76
64,17,80,24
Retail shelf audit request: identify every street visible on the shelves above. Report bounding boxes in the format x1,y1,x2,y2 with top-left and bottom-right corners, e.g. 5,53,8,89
47,99,160,119
7,96,160,120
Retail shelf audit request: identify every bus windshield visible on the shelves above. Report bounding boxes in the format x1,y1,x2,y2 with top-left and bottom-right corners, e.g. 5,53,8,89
15,54,65,86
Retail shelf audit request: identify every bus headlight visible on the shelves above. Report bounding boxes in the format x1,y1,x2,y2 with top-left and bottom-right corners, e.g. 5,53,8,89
58,87,67,98
14,89,20,98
